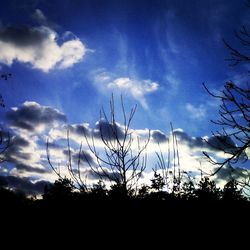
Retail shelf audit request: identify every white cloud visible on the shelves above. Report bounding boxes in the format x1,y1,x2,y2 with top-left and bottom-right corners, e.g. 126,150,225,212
185,103,206,119
108,77,159,109
91,69,159,109
0,11,86,72
6,101,250,194
6,101,66,133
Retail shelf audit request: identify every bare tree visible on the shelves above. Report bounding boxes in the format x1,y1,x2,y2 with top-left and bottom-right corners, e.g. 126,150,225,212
153,123,183,194
0,74,11,166
83,95,150,196
47,95,150,196
202,4,250,193
47,130,88,192
203,82,250,191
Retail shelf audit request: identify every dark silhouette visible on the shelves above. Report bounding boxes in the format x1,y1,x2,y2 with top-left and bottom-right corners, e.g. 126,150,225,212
203,4,250,194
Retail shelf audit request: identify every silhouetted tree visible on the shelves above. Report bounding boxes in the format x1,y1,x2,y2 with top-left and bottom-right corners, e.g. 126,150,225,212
89,180,107,199
0,72,11,165
150,171,165,192
137,184,150,199
153,123,183,194
48,95,150,197
194,177,221,201
0,185,28,210
43,177,74,202
203,82,250,175
181,181,195,200
47,130,88,192
222,179,246,201
203,4,250,193
84,96,150,196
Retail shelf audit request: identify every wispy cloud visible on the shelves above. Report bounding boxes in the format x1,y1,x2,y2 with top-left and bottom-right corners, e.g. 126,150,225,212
92,70,159,109
185,103,206,120
108,77,159,109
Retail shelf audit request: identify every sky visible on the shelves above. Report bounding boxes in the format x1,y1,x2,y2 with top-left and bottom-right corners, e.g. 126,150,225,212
0,0,249,195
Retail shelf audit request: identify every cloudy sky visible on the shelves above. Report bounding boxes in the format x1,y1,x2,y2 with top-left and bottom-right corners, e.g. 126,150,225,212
0,0,249,194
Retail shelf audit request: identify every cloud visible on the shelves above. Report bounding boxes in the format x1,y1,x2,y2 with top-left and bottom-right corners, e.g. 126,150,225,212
89,170,122,182
6,101,66,132
93,119,125,141
214,164,249,183
4,101,248,194
4,102,67,178
108,77,159,109
173,129,237,154
49,119,126,145
206,136,237,154
185,103,206,119
151,130,168,143
32,9,52,27
0,175,50,195
62,149,95,166
92,70,159,109
5,134,49,174
15,163,48,174
0,10,87,72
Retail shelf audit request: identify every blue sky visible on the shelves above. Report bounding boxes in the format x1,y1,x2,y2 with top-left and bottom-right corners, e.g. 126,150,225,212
0,0,249,194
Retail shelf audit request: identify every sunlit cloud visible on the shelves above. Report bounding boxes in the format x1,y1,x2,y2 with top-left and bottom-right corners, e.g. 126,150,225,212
0,10,87,72
3,101,249,194
6,101,66,133
92,70,159,109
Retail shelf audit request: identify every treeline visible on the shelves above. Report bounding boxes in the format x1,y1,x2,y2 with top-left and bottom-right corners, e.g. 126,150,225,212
0,175,249,212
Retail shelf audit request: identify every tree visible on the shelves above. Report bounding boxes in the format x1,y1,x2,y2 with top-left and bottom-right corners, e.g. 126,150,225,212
203,82,250,175
47,95,150,197
47,129,88,192
153,123,183,194
194,177,221,201
83,95,150,196
222,179,245,201
43,177,74,202
0,73,11,167
203,3,250,192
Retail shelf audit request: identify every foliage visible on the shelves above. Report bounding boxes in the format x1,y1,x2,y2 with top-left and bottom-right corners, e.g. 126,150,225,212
150,171,165,192
43,177,74,201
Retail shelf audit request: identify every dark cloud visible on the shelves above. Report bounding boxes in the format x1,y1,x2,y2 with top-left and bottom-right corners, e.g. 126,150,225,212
73,150,94,165
62,149,95,165
5,135,31,161
86,169,122,182
68,124,90,136
94,119,124,141
152,130,168,143
46,141,62,149
4,134,50,174
15,163,49,174
60,120,125,142
0,175,50,195
6,101,66,131
174,130,205,149
206,136,237,154
215,164,249,183
0,15,86,72
0,26,50,47
173,130,237,153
